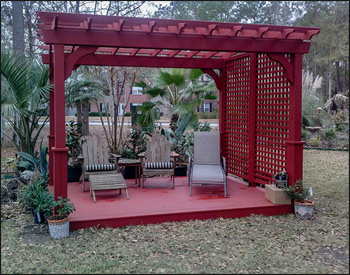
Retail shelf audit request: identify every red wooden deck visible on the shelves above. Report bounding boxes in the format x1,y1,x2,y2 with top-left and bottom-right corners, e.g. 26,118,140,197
67,176,293,231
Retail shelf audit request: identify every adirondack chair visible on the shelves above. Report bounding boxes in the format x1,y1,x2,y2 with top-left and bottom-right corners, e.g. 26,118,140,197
138,133,177,189
188,132,227,197
79,134,120,192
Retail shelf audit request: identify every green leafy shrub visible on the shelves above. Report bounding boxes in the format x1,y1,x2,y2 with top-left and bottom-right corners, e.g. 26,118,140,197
18,175,51,216
309,137,321,147
47,196,76,220
282,180,310,202
88,112,110,117
301,128,310,140
121,126,148,159
124,112,131,117
323,127,336,140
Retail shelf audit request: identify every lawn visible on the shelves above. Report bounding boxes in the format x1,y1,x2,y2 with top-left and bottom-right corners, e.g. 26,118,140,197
1,149,349,274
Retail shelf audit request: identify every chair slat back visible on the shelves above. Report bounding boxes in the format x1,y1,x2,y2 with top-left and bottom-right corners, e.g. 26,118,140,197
194,132,220,165
82,135,110,166
146,133,171,163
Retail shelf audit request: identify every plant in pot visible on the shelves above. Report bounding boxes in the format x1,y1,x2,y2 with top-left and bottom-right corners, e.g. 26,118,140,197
282,180,314,219
66,120,83,182
18,174,52,224
46,196,76,239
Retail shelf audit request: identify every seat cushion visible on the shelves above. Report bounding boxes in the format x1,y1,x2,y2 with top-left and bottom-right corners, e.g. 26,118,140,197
144,162,173,169
191,164,224,182
85,164,116,172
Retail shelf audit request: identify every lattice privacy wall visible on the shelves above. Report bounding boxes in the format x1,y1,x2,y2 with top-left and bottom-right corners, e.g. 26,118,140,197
223,53,291,185
224,55,251,180
254,54,290,185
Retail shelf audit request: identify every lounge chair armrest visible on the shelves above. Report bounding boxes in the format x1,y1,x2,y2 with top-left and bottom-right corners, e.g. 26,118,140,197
222,156,226,173
109,153,121,172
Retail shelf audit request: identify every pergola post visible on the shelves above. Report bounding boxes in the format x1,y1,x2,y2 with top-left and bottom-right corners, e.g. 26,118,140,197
218,69,225,162
52,44,69,199
48,65,55,186
286,54,305,186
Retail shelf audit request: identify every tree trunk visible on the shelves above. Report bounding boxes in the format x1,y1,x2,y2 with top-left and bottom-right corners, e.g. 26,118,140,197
82,102,90,135
76,101,83,132
12,1,25,146
75,1,80,13
313,41,317,76
12,1,25,54
336,61,341,94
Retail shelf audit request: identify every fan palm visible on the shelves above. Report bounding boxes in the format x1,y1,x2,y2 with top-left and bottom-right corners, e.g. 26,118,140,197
65,69,108,135
1,48,51,156
137,68,217,131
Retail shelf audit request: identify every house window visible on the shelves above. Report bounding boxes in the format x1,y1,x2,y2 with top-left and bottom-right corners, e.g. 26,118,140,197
131,86,143,95
100,103,106,112
203,103,212,113
118,103,124,115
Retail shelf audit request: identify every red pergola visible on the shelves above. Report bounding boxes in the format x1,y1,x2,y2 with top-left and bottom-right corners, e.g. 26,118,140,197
36,11,320,202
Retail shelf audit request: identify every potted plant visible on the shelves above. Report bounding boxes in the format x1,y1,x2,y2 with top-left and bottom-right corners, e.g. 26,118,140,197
18,175,52,224
282,180,314,219
66,120,83,182
46,196,76,239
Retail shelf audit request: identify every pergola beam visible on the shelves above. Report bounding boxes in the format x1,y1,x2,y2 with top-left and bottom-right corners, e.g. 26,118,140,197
41,53,224,69
40,29,312,54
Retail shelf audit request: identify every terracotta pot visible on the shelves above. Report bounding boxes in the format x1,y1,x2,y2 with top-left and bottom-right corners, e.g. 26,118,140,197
294,200,314,219
47,216,70,239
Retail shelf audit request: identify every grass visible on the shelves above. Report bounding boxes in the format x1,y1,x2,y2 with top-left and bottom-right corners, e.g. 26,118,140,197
1,150,349,274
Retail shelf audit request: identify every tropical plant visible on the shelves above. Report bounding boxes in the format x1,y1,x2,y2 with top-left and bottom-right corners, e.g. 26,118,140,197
17,146,49,181
1,48,51,155
65,69,108,135
162,114,212,164
65,120,82,167
282,180,310,202
137,68,217,132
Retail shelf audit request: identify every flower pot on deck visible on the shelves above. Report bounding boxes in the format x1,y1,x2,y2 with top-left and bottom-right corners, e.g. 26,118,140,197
32,209,46,224
67,165,82,182
122,166,137,179
174,165,187,177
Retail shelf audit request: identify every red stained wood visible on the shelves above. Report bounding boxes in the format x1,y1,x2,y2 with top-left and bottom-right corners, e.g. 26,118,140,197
67,176,293,230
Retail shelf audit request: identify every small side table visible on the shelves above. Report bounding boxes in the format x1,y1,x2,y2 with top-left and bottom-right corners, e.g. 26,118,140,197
117,158,141,186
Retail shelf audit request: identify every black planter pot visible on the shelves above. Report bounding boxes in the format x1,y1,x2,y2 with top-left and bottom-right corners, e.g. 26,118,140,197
33,209,46,224
67,165,82,182
175,165,187,176
122,166,136,179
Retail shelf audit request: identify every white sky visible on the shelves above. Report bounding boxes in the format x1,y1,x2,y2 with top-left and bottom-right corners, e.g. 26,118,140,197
142,1,171,15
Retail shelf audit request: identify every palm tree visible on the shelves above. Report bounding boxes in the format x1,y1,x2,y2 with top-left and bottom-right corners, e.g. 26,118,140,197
137,68,217,131
1,48,51,156
65,69,108,135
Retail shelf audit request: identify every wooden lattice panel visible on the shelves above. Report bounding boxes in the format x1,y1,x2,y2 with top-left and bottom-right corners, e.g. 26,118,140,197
254,54,290,185
224,55,251,180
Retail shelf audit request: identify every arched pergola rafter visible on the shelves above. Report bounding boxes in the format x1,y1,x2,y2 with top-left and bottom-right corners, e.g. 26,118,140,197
36,11,320,200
